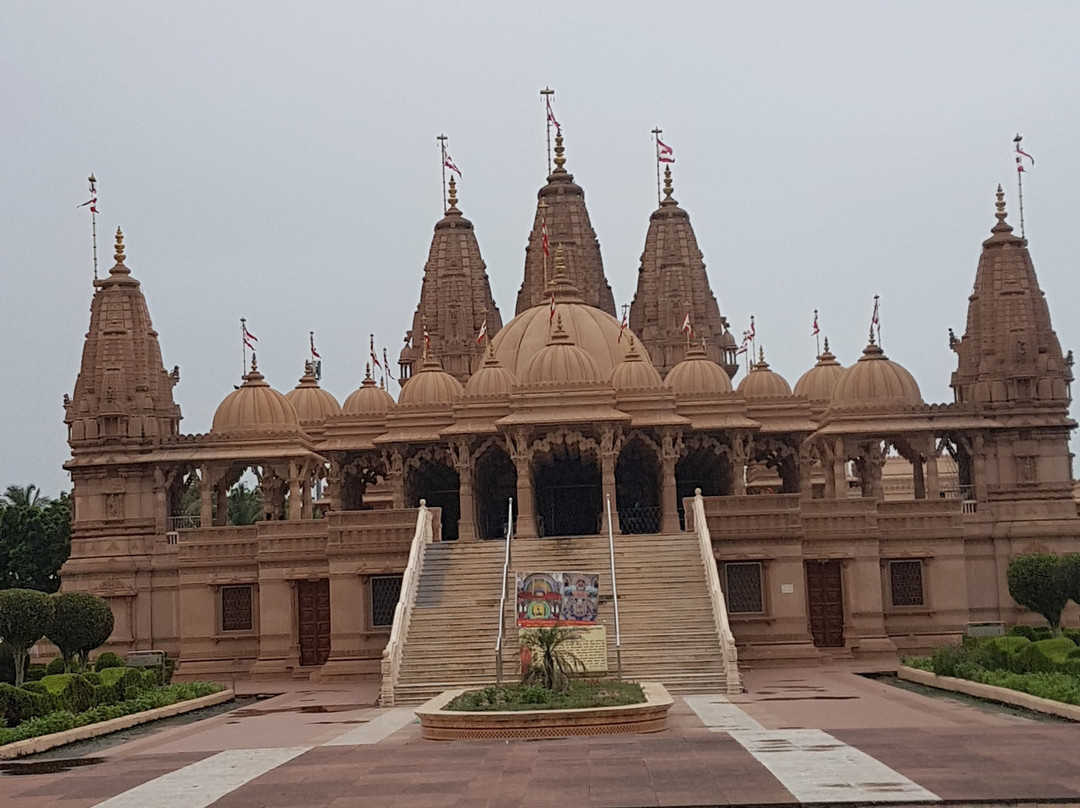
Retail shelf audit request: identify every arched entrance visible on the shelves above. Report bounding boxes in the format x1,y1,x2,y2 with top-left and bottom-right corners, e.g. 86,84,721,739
534,450,602,537
475,445,517,539
675,442,732,528
615,439,661,534
407,459,460,541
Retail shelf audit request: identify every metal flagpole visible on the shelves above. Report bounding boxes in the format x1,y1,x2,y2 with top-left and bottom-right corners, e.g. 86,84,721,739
437,134,448,214
88,175,98,281
606,493,622,681
539,199,549,288
814,309,821,357
240,318,248,376
1014,133,1029,240
541,87,555,175
651,127,663,206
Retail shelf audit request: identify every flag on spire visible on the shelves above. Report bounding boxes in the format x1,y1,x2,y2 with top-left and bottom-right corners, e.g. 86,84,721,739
736,333,750,355
681,312,692,335
871,296,880,328
476,319,488,345
1014,133,1034,173
541,217,550,258
423,325,432,354
657,137,675,164
370,334,381,370
310,332,320,359
748,315,756,339
242,320,258,350
811,310,819,336
549,292,556,324
617,307,628,342
444,153,462,177
546,96,560,132
78,176,98,213
383,348,391,381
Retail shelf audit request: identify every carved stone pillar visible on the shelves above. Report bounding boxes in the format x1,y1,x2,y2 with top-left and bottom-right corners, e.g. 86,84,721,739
288,461,302,521
384,449,405,509
300,464,313,519
509,430,537,539
599,425,623,535
214,474,228,526
864,442,885,500
153,467,168,534
926,446,940,500
973,433,988,501
660,430,682,533
449,439,477,542
912,455,926,499
832,437,848,498
326,459,343,511
199,464,213,526
798,443,814,499
731,433,749,496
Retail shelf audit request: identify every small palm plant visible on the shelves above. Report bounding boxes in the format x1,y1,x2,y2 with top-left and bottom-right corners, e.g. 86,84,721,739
520,624,586,692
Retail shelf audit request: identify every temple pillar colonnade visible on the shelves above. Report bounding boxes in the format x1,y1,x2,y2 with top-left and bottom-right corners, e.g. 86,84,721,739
599,426,622,535
509,431,537,539
449,439,477,542
288,462,303,521
731,433,749,496
832,437,848,498
660,430,682,533
385,449,405,509
925,442,941,500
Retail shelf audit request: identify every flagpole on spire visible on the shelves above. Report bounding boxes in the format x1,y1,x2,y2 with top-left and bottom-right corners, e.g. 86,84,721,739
437,134,449,215
1014,133,1034,240
382,347,392,390
871,295,881,347
241,318,247,376
539,199,550,288
79,174,99,281
812,309,820,357
651,128,663,206
541,87,556,175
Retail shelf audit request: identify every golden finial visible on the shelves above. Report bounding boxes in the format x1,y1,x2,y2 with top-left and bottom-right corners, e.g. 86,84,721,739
304,360,313,377
663,165,674,200
554,244,567,277
758,346,765,363
114,227,125,264
995,183,1007,222
627,334,635,350
365,362,372,380
250,354,258,373
868,324,876,345
823,336,830,353
553,129,566,170
447,176,459,210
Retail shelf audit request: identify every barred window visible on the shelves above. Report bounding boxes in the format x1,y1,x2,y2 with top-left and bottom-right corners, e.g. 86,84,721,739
221,585,253,632
371,575,403,627
724,562,764,614
889,560,924,607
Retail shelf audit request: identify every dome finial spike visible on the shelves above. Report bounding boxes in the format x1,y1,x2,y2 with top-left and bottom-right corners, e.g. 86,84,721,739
365,362,372,380
447,175,459,210
995,183,1007,222
823,336,830,353
663,164,675,201
251,353,258,373
114,226,126,264
758,346,765,363
553,127,566,171
553,243,567,278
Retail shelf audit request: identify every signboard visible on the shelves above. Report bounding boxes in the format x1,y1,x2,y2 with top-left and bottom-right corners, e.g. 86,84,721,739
518,625,608,674
516,571,599,627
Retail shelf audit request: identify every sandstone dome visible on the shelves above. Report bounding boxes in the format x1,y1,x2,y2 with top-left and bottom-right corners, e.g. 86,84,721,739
343,368,396,417
664,343,732,396
794,341,845,401
284,364,342,425
610,338,664,390
830,340,922,409
463,346,517,397
737,350,791,398
524,315,604,384
212,360,301,435
399,355,464,405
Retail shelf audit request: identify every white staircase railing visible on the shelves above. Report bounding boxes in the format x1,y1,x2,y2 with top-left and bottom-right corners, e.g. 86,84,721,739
494,498,513,684
691,489,742,693
380,500,434,706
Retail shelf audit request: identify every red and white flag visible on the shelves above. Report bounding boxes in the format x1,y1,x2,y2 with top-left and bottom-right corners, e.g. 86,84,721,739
811,310,819,336
370,334,381,369
657,137,675,164
444,153,462,177
310,332,320,359
747,315,756,340
476,319,487,345
617,310,628,342
736,333,749,355
541,217,550,258
549,293,556,323
681,312,692,335
78,176,98,213
242,321,258,351
1015,148,1034,173
423,326,432,353
871,297,880,328
546,96,560,132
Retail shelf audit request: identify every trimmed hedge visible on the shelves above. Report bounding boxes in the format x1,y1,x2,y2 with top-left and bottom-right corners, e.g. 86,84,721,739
0,681,224,745
93,652,125,672
39,674,95,713
45,657,66,676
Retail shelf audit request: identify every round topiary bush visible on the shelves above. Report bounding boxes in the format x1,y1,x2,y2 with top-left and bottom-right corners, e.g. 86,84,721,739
0,589,55,686
47,592,114,672
45,657,67,676
94,652,125,672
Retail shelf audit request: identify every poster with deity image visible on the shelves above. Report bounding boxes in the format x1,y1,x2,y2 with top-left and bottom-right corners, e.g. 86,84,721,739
516,570,599,627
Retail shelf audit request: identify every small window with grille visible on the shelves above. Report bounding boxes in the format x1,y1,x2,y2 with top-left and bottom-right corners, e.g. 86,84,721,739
889,560,924,607
371,575,403,627
221,585,253,632
724,562,764,614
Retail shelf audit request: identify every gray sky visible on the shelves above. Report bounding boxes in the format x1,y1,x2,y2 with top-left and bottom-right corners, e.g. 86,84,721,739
3,2,1078,497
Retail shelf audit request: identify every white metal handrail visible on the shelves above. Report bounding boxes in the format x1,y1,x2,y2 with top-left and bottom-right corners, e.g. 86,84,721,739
606,494,622,680
494,498,514,684
692,489,741,693
380,500,433,706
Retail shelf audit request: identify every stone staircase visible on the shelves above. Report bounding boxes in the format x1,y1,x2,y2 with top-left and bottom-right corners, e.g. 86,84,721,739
388,531,735,705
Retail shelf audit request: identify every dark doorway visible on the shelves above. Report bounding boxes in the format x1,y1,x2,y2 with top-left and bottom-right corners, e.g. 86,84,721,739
297,578,330,666
675,444,732,528
805,560,845,648
407,460,460,541
616,439,661,534
475,446,517,539
534,452,602,537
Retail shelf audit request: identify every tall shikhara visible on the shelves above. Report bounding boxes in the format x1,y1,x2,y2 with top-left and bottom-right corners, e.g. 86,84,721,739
400,178,502,383
515,129,616,316
629,166,736,378
65,228,181,445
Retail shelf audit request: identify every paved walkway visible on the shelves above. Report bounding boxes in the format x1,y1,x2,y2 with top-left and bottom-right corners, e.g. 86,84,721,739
4,665,1080,807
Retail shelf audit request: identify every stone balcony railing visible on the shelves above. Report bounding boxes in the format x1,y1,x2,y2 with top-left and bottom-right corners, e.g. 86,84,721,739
695,493,802,539
176,525,258,566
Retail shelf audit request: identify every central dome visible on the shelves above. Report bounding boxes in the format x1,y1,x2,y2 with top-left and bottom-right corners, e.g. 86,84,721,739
493,252,635,379
212,360,301,436
524,315,603,384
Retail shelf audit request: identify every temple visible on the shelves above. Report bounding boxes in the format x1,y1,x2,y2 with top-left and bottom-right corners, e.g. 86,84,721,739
61,126,1078,699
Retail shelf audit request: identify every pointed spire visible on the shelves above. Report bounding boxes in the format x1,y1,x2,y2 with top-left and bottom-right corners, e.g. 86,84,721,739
107,227,132,278
553,128,566,172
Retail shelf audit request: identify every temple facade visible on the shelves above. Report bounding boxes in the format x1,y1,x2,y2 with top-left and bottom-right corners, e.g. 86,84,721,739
60,130,1079,687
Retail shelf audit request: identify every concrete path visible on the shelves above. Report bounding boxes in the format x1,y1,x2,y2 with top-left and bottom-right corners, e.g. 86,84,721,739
3,664,1080,807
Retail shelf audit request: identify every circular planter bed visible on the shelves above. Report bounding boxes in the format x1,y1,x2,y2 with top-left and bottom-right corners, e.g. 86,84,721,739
415,682,672,740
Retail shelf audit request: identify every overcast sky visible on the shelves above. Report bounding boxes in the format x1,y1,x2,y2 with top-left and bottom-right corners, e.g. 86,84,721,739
3,2,1078,497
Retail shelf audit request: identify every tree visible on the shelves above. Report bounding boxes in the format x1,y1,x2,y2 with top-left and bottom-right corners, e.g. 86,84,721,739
1007,553,1071,637
519,624,586,692
1,484,49,508
46,591,115,672
0,491,71,592
0,588,55,686
228,483,263,526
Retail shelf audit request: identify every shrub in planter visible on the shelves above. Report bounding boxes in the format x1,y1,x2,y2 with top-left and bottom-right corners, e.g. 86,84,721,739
1013,637,1076,674
94,652,125,672
25,664,46,682
45,657,67,676
930,644,976,678
39,674,96,714
0,588,55,686
1008,554,1071,636
1009,625,1038,640
97,666,153,702
82,671,101,685
47,592,115,672
1064,628,1080,645
0,682,55,727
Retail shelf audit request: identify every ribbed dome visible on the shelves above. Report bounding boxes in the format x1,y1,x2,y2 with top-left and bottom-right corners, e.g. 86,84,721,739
524,315,603,384
737,350,791,398
611,338,664,390
830,341,922,408
285,364,342,425
212,360,301,435
398,355,464,405
463,346,517,397
664,343,732,396
342,368,396,416
794,341,845,400
493,256,633,380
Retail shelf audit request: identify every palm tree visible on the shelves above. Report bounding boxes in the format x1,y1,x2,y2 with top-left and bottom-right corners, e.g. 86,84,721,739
520,624,586,692
2,484,49,508
228,483,264,526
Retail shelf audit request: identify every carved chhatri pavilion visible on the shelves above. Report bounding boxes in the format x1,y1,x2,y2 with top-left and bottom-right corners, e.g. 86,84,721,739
61,128,1078,690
